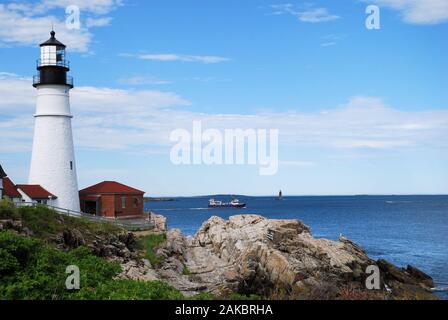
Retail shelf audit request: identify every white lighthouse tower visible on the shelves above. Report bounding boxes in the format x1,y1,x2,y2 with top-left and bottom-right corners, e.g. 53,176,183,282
29,31,80,211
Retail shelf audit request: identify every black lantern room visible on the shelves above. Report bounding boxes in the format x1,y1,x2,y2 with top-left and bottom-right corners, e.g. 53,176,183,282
33,31,73,88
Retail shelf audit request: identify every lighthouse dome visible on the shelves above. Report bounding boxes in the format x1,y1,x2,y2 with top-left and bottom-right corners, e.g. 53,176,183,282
33,30,73,88
40,30,66,48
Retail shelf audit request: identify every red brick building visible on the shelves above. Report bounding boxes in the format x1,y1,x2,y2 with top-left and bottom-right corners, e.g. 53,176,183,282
79,181,145,219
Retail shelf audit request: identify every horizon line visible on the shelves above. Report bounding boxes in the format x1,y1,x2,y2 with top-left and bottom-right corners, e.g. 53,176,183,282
145,193,448,198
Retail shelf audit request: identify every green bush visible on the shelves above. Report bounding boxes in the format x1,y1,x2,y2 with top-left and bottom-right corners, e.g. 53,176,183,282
0,199,19,220
138,233,166,266
73,280,184,300
0,201,187,300
182,266,191,275
0,199,122,242
229,293,262,300
190,292,216,300
0,231,121,300
0,231,184,300
18,205,63,237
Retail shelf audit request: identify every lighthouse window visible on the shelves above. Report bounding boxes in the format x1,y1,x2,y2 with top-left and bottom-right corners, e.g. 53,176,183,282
70,161,73,170
56,47,65,62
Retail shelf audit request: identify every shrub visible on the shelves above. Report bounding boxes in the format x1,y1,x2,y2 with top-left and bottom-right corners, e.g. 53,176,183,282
138,233,166,266
0,201,123,242
73,280,184,300
0,230,121,300
0,199,19,220
229,293,262,300
0,230,185,300
190,292,216,300
337,283,387,300
182,266,191,275
18,205,63,237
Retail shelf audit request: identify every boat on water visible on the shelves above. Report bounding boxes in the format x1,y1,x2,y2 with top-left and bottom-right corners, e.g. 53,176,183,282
208,198,246,208
277,190,283,200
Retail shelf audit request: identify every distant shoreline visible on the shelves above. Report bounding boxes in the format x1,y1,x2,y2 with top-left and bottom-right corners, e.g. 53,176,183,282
145,194,448,199
144,197,176,202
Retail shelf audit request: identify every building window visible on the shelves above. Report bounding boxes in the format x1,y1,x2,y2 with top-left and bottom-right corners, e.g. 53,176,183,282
133,198,138,208
121,197,126,209
70,161,73,171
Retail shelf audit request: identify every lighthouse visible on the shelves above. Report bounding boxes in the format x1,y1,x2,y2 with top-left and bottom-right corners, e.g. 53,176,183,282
29,31,80,212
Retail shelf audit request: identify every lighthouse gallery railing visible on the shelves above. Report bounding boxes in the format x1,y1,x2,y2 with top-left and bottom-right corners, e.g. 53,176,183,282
33,75,73,87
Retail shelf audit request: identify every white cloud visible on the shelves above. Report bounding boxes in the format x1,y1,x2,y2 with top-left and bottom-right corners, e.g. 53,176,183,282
123,53,231,64
271,4,340,23
71,86,189,114
117,76,171,85
1,73,448,155
363,0,448,24
279,160,316,167
0,73,190,151
0,0,121,52
321,42,336,47
297,8,340,23
0,74,35,109
41,0,122,15
85,17,112,28
0,5,91,52
320,34,344,47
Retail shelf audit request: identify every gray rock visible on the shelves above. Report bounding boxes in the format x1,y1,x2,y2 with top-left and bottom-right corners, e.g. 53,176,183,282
62,228,86,248
152,214,437,299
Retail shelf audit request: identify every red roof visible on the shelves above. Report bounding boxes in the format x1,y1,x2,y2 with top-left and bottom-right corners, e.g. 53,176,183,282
17,185,57,200
0,165,6,179
79,181,145,195
2,177,22,198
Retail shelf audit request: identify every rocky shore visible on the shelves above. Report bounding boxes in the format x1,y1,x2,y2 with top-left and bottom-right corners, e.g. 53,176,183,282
124,214,437,300
1,213,438,300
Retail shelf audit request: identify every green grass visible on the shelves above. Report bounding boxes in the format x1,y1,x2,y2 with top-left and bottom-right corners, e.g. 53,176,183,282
0,200,264,300
0,199,122,241
138,233,167,266
0,200,185,300
187,292,263,300
189,292,216,300
229,293,262,300
0,230,184,300
73,280,184,300
0,199,20,220
0,230,119,300
182,266,191,275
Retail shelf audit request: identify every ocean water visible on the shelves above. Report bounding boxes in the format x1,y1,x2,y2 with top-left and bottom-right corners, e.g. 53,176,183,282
145,195,448,299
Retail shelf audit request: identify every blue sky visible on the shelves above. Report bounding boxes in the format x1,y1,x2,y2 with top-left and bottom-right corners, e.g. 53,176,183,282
0,0,448,196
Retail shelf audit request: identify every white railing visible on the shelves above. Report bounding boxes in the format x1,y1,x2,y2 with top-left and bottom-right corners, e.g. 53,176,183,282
14,202,155,231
